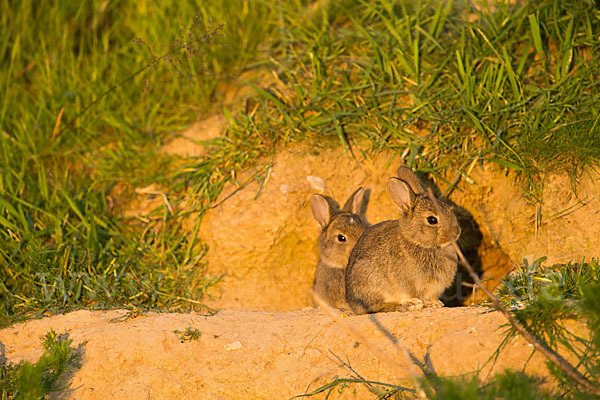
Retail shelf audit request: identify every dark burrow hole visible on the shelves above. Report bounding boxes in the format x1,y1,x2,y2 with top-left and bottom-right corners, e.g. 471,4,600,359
441,207,514,307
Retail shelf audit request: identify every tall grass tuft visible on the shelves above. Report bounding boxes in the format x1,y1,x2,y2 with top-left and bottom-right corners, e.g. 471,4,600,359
0,0,277,323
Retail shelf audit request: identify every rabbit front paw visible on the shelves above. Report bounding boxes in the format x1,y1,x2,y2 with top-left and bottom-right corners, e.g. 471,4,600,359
423,299,444,309
377,298,424,313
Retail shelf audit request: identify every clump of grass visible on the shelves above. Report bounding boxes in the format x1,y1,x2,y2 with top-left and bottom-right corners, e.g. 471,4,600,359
421,370,552,400
495,258,600,397
0,329,79,399
174,327,202,342
0,0,278,325
497,257,600,308
296,377,415,399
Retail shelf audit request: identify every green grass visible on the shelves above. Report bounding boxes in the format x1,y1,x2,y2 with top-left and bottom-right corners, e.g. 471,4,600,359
1,329,79,399
215,0,600,201
0,0,278,324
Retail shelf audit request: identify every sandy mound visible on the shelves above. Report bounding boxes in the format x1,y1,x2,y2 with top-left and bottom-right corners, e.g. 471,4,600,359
1,307,554,399
198,141,599,311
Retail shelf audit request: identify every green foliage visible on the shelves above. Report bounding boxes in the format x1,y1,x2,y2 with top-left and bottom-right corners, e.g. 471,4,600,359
497,257,600,308
581,284,600,350
422,370,552,400
174,327,202,342
496,258,600,398
0,0,276,324
0,330,78,399
0,363,18,400
223,0,600,199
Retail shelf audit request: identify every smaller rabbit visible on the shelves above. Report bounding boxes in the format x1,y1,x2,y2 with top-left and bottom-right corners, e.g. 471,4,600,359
311,187,368,309
345,167,461,314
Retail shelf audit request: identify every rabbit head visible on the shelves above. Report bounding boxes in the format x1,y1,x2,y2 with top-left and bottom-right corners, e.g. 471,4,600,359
310,187,368,268
389,167,460,248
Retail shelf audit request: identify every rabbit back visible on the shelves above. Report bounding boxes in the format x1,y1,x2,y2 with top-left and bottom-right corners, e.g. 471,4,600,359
345,173,460,314
345,220,419,313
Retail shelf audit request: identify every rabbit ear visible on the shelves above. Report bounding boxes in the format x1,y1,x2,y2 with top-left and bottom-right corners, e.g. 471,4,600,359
310,194,339,228
388,178,414,210
341,187,364,215
396,166,424,194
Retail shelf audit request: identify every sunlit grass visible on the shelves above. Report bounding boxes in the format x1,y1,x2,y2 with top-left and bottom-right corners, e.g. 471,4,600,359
0,0,277,323
215,0,600,201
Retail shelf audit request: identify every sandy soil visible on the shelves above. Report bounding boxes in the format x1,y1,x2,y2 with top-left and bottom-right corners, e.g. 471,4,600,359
0,307,553,399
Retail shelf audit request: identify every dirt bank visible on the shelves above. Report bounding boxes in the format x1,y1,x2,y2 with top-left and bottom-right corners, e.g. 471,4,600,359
0,307,552,399
197,143,599,311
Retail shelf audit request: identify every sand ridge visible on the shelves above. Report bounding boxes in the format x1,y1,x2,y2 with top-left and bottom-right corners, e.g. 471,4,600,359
0,307,550,399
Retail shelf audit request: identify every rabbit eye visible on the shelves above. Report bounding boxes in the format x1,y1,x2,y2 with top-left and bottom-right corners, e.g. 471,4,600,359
427,216,438,225
337,234,347,242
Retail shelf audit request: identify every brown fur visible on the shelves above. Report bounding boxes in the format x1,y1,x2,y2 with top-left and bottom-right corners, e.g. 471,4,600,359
311,187,368,309
345,167,460,314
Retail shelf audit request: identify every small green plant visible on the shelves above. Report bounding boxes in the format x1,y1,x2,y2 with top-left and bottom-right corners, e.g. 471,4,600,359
495,258,600,397
0,329,79,399
421,370,552,400
173,327,202,342
0,362,19,400
497,257,600,308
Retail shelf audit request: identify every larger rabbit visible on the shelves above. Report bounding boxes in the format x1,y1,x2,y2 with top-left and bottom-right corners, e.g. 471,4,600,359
345,167,460,314
311,187,368,309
